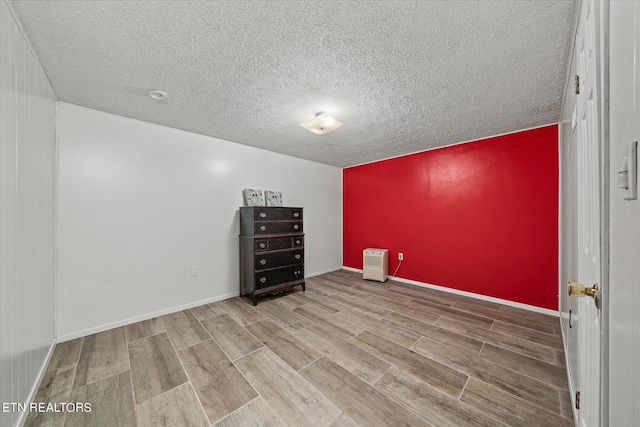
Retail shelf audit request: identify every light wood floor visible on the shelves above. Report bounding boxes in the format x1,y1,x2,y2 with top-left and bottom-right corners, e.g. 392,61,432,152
26,270,573,427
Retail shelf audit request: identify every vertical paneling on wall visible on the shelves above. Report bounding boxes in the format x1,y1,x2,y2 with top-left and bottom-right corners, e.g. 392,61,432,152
0,2,57,426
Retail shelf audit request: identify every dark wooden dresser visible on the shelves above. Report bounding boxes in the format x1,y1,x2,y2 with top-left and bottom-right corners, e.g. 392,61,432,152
239,206,305,305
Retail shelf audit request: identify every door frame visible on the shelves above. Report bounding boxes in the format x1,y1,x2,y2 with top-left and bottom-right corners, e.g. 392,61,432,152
559,0,610,425
596,1,610,425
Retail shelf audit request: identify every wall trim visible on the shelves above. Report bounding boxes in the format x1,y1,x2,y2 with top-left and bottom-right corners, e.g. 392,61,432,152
343,123,559,170
56,292,238,343
56,266,342,343
307,266,343,278
16,340,56,427
342,266,559,317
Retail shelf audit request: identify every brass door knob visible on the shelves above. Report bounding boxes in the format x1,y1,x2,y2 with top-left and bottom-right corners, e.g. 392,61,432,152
568,282,601,309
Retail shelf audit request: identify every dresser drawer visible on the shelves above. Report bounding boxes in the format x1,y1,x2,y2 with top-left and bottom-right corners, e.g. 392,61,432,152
254,249,303,270
240,207,303,236
254,207,302,221
255,236,304,252
255,265,304,290
255,221,302,235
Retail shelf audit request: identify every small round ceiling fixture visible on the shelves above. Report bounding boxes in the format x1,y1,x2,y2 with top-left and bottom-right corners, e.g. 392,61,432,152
148,89,168,100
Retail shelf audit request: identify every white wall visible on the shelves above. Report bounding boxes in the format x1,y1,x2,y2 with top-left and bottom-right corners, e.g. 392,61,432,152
0,2,58,426
56,103,342,340
608,2,640,425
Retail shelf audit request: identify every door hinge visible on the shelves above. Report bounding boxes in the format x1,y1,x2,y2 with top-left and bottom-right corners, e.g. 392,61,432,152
575,75,580,95
575,391,580,409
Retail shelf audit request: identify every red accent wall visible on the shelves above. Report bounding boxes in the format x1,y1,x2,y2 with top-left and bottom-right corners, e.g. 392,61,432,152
343,125,559,310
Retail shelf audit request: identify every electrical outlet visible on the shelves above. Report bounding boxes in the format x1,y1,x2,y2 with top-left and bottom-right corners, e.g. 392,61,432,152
191,266,199,277
398,253,404,261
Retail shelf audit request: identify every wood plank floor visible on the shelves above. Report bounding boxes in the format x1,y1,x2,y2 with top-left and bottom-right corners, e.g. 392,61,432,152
25,270,573,427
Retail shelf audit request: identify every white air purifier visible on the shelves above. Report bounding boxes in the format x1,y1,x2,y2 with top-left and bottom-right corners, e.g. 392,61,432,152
363,248,388,282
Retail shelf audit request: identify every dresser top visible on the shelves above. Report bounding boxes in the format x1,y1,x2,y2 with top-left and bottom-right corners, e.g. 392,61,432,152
240,206,303,209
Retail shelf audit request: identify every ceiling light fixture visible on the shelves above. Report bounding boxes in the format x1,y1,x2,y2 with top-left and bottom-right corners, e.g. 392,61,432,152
300,112,343,135
148,89,168,100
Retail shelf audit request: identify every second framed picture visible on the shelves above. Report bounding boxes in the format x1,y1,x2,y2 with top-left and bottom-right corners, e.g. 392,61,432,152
265,190,283,207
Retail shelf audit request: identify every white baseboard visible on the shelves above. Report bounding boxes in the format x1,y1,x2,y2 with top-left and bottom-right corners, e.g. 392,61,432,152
306,266,343,278
57,266,343,343
58,264,556,342
57,292,238,343
17,340,56,427
342,266,559,317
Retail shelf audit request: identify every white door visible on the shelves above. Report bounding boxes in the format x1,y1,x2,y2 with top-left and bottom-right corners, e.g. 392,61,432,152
573,0,604,426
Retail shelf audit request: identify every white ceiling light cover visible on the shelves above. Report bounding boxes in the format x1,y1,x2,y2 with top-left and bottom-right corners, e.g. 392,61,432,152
300,112,343,135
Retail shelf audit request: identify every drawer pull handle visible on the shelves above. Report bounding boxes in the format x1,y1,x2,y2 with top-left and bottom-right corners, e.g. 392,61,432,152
259,212,267,218
293,225,299,230
259,225,266,231
259,259,267,265
295,254,301,260
259,243,266,249
293,212,300,218
295,240,301,245
259,277,267,283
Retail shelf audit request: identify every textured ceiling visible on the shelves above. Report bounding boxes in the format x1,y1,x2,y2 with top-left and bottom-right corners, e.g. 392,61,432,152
11,0,578,167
